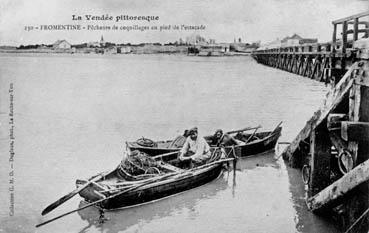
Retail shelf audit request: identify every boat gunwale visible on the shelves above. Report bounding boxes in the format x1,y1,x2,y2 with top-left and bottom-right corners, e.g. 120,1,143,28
77,162,223,209
79,163,222,191
127,126,282,151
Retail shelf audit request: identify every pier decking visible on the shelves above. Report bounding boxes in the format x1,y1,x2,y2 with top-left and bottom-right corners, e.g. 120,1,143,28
252,12,369,232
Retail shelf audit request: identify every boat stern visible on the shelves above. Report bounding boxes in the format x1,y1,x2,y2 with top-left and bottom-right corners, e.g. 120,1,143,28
76,179,106,202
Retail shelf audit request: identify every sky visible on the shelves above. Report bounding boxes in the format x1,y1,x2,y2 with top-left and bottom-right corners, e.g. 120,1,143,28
0,0,368,46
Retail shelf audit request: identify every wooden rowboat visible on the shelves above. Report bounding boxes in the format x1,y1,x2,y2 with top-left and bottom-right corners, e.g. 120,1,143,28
230,125,282,157
76,156,226,210
126,123,282,158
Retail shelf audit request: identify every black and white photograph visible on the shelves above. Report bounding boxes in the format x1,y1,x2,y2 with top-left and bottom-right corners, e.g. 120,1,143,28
0,0,369,232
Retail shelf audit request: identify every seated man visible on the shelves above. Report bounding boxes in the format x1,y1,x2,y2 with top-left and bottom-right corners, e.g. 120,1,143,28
211,129,244,147
179,127,211,166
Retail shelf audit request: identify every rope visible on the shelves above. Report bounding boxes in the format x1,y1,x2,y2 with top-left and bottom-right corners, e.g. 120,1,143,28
344,207,369,233
136,137,157,147
208,146,237,163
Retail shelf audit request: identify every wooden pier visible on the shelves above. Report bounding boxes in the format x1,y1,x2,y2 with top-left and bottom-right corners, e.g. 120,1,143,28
252,11,369,85
252,12,369,232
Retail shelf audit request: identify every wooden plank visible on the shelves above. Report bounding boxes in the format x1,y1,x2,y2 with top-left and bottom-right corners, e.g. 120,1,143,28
341,121,369,142
310,57,319,79
282,111,320,163
159,163,184,173
327,113,348,154
346,28,369,35
308,127,332,197
347,21,369,25
293,55,298,73
327,113,347,131
302,57,308,76
348,83,361,164
353,77,369,231
332,24,337,53
252,51,333,56
332,11,369,24
307,158,369,211
320,58,328,82
342,21,348,54
281,62,360,160
289,55,294,71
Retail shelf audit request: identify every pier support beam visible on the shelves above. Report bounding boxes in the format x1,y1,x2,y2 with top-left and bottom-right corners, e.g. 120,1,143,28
345,63,369,232
307,158,369,211
308,125,332,198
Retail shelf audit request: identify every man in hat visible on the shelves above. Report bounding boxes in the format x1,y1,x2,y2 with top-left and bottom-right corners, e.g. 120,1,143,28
211,129,243,147
179,127,211,165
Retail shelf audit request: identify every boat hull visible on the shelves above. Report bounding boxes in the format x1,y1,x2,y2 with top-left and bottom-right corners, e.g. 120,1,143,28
232,126,282,157
127,127,282,158
76,164,223,210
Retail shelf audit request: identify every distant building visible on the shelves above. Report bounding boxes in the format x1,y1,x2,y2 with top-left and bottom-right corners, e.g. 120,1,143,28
185,34,207,45
53,40,71,49
87,36,107,48
261,38,282,49
117,46,132,54
260,34,318,49
229,38,259,52
179,38,184,45
281,34,318,46
198,45,228,56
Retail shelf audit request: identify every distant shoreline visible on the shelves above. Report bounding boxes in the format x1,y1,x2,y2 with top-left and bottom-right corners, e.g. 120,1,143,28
0,48,251,56
0,41,256,56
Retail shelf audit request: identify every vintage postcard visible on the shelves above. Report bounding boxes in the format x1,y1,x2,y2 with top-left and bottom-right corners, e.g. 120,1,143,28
0,1,368,233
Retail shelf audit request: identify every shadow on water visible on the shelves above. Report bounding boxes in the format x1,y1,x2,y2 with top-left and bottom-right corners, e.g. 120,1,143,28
229,150,280,197
76,173,229,233
230,150,340,233
284,161,340,233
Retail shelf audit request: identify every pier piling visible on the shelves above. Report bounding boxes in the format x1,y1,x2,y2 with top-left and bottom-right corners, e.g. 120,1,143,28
252,12,369,232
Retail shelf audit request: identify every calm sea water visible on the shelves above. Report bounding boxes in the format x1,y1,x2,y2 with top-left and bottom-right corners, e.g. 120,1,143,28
0,53,339,233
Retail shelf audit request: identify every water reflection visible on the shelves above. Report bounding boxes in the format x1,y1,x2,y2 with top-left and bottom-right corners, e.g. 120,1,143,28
77,173,229,233
235,150,280,171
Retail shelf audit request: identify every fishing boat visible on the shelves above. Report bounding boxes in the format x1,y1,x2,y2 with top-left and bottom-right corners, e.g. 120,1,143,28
75,150,230,210
229,125,282,157
126,122,282,158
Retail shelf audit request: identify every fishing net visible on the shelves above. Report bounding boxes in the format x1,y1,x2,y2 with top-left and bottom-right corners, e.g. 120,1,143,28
118,150,165,180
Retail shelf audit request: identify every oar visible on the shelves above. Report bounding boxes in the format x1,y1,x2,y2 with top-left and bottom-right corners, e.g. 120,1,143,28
191,157,235,171
36,171,187,228
41,171,108,216
36,156,234,228
152,151,179,160
244,127,260,144
226,125,261,135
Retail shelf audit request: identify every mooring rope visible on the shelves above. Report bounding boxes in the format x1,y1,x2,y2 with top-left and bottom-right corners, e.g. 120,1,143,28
344,207,369,233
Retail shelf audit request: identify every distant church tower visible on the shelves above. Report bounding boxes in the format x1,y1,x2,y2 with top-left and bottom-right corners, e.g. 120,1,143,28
100,35,105,47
